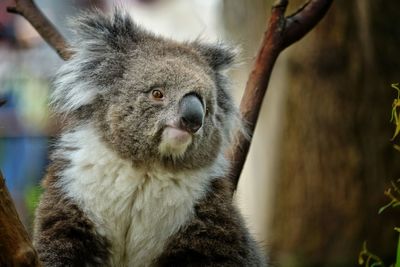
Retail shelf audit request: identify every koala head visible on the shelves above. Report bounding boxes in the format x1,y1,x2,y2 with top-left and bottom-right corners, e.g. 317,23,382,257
52,9,240,171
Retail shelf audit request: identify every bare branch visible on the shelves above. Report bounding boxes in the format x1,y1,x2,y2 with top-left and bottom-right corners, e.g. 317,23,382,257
282,0,334,48
227,0,333,191
8,0,72,60
0,171,41,266
227,0,288,188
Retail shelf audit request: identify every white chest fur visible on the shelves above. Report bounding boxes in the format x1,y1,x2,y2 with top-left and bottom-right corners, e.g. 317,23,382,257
57,125,214,266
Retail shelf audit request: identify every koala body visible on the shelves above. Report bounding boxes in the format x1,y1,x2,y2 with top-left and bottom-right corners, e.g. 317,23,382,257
34,9,266,267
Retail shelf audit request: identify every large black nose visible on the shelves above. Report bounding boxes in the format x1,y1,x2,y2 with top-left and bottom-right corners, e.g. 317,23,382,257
179,94,204,133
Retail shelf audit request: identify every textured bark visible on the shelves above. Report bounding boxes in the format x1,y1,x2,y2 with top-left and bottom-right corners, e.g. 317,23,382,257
270,0,400,265
0,171,41,267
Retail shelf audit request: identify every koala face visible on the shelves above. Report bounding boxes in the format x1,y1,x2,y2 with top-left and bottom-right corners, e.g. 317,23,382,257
98,47,227,170
52,10,238,171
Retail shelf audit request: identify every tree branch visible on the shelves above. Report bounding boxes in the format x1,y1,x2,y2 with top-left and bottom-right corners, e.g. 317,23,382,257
282,0,334,48
8,0,71,60
228,0,333,191
0,171,41,267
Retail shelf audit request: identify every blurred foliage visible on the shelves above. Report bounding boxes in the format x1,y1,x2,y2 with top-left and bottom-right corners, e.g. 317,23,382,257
391,83,400,151
358,180,400,267
359,241,385,267
24,185,43,219
379,180,400,215
358,84,400,267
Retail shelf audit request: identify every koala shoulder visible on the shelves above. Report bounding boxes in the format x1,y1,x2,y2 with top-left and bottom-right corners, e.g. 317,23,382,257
157,178,267,266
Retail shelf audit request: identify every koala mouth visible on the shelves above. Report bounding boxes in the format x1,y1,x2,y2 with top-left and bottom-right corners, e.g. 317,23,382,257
163,126,192,144
158,93,204,158
158,126,193,157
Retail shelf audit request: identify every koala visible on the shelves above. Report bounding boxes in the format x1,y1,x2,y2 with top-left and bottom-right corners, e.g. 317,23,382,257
33,8,266,267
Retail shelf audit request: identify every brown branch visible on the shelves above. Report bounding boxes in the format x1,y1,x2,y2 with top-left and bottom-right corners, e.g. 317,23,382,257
0,171,41,267
8,0,71,60
228,0,333,191
282,0,334,48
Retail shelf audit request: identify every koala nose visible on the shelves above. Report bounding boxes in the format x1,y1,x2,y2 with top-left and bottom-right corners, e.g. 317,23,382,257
179,94,204,133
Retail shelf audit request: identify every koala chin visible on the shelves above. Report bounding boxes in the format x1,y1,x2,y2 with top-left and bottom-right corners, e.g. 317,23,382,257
159,126,192,157
33,8,267,267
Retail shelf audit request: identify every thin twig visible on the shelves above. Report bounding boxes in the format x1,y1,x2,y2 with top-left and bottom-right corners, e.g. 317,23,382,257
283,0,334,48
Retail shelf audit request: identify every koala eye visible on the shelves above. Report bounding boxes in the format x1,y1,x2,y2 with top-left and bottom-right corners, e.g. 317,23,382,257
151,89,164,100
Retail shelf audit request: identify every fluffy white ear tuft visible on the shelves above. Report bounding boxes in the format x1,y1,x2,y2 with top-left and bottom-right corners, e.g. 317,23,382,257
51,59,99,114
51,8,144,114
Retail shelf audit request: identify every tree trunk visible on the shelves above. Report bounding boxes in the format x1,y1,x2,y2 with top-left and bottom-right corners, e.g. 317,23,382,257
270,0,400,266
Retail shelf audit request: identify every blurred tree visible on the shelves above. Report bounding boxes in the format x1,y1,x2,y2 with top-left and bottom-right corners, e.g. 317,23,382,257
270,0,400,266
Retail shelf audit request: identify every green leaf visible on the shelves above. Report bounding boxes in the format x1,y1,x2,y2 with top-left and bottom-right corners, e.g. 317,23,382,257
395,231,400,267
379,200,396,214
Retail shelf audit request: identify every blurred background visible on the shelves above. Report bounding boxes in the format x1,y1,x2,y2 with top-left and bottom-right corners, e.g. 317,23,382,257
0,0,399,266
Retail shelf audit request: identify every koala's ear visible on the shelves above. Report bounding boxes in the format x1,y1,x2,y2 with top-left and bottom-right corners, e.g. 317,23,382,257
70,8,143,53
194,43,237,71
52,9,144,115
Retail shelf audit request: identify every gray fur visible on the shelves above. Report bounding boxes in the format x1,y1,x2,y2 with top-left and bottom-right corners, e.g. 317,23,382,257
51,9,239,171
35,8,266,266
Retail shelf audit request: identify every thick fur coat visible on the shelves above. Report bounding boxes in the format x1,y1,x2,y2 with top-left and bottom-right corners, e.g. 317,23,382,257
34,9,266,267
